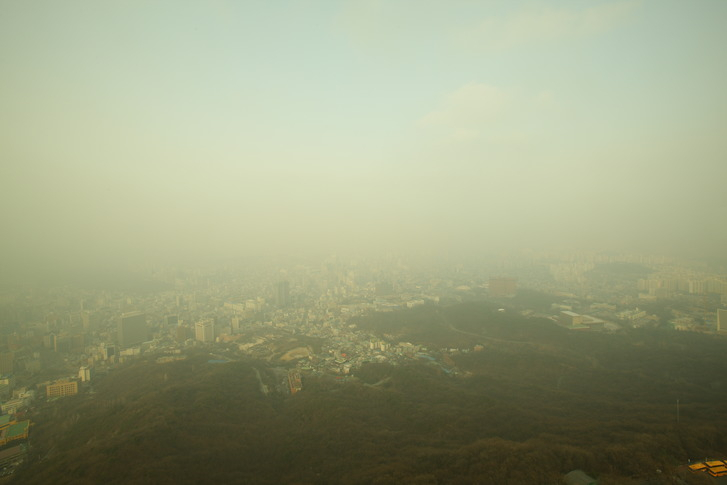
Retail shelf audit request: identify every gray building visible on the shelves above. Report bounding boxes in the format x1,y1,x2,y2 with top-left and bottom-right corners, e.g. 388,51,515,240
118,311,148,348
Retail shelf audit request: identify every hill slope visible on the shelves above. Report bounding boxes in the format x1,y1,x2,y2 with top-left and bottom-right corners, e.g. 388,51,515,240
12,303,727,484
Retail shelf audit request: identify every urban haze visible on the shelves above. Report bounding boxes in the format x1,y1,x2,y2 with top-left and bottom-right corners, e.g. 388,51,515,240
1,1,727,483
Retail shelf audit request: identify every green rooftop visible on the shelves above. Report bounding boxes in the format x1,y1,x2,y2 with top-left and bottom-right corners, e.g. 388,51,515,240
0,415,12,427
6,421,29,439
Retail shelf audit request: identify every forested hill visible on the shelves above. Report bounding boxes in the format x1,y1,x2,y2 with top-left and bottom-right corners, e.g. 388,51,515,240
11,303,727,484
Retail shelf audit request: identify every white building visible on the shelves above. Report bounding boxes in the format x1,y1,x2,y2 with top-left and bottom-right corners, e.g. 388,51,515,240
79,366,92,382
195,319,215,343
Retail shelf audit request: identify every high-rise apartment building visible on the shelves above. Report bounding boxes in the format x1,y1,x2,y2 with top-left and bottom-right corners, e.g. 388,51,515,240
176,325,189,343
79,366,92,382
118,311,148,348
102,344,116,361
195,319,215,343
275,281,291,308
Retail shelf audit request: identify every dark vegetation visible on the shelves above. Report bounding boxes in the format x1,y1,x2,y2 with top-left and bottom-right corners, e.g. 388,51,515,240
509,288,560,312
12,303,727,484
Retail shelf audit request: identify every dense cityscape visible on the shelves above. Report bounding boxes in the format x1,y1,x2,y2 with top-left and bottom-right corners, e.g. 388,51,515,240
0,250,726,477
2,0,726,482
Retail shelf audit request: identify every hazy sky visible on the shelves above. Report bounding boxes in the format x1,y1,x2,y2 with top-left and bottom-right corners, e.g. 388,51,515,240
2,0,726,273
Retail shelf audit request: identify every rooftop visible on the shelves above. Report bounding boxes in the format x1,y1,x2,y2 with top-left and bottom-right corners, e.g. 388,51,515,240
6,420,29,440
0,415,13,428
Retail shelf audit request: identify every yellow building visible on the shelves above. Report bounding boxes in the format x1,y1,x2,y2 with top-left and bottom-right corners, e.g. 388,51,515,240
689,460,727,478
46,379,78,398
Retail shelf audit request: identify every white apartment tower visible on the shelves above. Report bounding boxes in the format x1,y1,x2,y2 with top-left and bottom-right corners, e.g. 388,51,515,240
195,319,215,343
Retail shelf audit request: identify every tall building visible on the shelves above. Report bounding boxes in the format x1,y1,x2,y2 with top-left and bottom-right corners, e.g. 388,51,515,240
78,366,92,382
43,334,55,349
102,344,116,361
54,334,72,353
275,281,291,308
176,325,189,343
231,316,242,334
195,319,215,343
718,309,727,333
118,311,148,348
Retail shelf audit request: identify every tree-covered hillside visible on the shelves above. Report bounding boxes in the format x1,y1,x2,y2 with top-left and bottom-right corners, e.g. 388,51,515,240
11,303,727,484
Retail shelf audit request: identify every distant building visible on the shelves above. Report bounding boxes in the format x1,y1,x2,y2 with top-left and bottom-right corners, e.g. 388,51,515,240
231,317,243,334
488,277,517,298
81,311,100,330
43,334,55,349
560,311,584,327
0,398,26,415
195,319,214,343
0,376,14,400
24,358,41,373
246,299,261,312
224,302,246,313
79,366,92,382
275,281,291,308
54,334,72,353
176,325,189,343
102,344,116,361
71,333,85,352
718,309,727,333
46,379,78,398
118,311,148,348
288,369,302,395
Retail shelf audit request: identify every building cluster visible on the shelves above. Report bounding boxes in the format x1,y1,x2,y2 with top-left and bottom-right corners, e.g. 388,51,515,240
688,460,727,478
0,249,722,485
638,274,727,300
0,250,724,466
557,311,610,330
